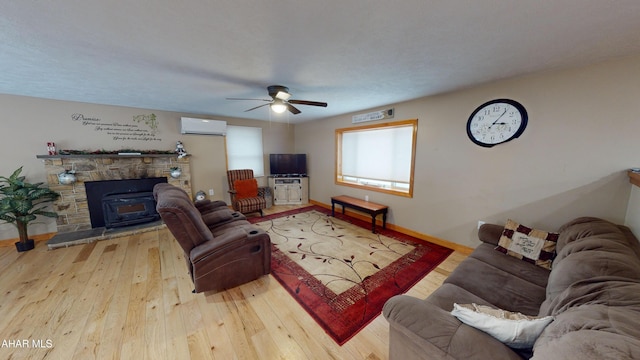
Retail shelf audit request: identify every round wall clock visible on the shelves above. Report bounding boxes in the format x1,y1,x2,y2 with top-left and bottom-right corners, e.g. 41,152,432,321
466,99,528,147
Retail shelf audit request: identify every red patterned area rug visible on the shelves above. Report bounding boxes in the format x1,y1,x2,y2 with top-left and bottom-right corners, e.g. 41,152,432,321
249,206,453,345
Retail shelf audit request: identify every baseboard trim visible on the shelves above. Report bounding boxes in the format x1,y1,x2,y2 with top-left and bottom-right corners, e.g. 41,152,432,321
0,232,56,248
309,199,474,255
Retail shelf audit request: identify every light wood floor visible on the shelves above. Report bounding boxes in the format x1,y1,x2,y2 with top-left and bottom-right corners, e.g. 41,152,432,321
0,205,466,360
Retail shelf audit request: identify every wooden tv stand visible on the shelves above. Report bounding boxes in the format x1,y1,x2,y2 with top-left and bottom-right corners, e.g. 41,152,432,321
331,195,388,233
268,176,309,205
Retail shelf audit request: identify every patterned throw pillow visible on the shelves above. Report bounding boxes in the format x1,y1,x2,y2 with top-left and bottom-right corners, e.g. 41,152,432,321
495,219,559,270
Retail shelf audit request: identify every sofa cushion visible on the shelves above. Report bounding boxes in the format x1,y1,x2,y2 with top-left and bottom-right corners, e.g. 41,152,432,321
201,209,234,227
426,283,496,311
496,219,558,270
444,252,547,315
556,217,640,260
534,301,640,359
208,219,254,237
195,199,228,213
471,243,550,288
540,218,640,314
451,303,553,349
544,250,640,305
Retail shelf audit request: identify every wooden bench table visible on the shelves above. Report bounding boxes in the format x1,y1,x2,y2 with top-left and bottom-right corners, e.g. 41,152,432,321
331,195,388,233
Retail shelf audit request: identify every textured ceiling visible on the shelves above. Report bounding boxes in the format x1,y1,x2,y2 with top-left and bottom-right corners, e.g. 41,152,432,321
1,1,640,123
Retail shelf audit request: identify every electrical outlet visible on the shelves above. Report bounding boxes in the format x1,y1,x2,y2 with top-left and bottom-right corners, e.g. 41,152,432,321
208,189,214,195
477,221,486,230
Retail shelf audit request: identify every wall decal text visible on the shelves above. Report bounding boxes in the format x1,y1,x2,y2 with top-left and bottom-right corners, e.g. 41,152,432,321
71,113,162,142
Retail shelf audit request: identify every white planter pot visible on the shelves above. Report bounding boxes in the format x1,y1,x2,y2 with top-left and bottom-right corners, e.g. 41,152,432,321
170,169,182,178
58,172,77,185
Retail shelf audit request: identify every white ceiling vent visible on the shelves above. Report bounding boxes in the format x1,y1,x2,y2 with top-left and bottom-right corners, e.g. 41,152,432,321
352,108,394,123
180,117,227,135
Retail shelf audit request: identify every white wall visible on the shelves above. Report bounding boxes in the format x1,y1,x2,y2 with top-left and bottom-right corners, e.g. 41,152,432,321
296,54,640,248
0,95,295,240
3,54,639,245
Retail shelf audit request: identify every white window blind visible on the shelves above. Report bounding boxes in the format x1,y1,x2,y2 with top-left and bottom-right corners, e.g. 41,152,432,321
341,126,413,182
337,120,417,197
226,125,265,176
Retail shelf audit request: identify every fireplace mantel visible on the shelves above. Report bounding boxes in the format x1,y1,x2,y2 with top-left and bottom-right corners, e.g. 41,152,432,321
39,153,191,233
36,153,183,159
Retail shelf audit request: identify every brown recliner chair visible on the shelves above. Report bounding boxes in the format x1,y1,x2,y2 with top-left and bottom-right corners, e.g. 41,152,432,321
154,183,271,293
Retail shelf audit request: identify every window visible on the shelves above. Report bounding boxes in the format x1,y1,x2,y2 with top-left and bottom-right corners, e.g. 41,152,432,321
225,125,265,176
336,119,417,197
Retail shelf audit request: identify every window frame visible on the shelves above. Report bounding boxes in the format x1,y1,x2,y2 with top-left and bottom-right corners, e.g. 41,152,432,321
335,119,418,197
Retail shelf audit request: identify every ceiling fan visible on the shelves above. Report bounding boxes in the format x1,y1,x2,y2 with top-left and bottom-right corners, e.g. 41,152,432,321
227,85,327,115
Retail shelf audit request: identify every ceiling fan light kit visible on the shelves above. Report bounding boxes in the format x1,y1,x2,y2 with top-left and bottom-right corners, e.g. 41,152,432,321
270,99,288,113
227,85,327,115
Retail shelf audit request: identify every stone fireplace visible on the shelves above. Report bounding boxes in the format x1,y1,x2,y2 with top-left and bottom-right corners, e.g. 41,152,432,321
38,154,191,233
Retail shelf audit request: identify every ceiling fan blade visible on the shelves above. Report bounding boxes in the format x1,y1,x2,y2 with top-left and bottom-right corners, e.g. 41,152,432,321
288,99,328,107
287,104,301,114
245,103,271,112
226,97,271,101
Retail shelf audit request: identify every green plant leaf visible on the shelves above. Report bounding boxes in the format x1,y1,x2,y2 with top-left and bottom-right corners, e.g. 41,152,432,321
12,199,33,215
16,214,37,224
0,214,16,223
9,166,23,181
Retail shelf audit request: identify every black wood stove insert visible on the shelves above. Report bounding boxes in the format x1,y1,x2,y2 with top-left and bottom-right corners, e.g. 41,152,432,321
85,177,167,229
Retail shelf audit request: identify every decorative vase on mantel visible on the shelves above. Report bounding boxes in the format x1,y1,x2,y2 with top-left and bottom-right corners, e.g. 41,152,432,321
170,167,182,179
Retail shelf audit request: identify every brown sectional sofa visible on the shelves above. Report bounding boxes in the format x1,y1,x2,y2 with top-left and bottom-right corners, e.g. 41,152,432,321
153,183,271,293
383,217,640,359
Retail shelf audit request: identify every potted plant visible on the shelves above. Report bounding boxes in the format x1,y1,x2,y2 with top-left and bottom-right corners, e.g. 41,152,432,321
0,166,60,252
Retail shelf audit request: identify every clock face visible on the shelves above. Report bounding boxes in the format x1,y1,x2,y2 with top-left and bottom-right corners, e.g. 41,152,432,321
466,99,528,147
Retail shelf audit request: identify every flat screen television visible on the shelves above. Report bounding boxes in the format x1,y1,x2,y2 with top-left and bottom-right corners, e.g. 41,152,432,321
269,154,307,177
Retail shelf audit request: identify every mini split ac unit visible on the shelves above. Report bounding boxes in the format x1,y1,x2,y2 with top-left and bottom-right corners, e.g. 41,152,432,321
180,117,227,135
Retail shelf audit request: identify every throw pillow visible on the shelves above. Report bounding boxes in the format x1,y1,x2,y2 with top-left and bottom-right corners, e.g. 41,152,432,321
451,303,554,349
496,219,559,270
233,179,258,199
